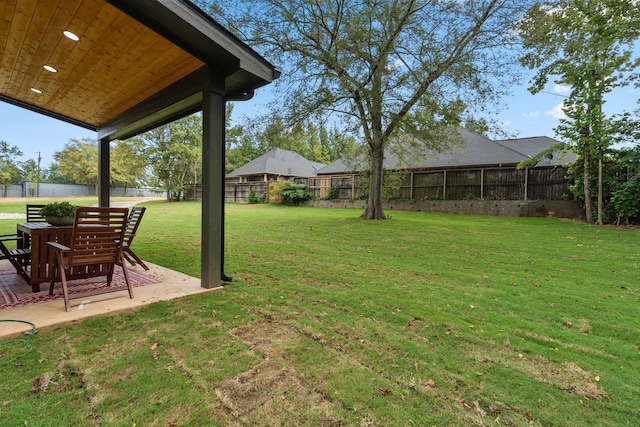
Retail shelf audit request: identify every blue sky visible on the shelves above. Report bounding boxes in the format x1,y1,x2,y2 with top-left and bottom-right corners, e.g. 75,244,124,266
1,73,638,169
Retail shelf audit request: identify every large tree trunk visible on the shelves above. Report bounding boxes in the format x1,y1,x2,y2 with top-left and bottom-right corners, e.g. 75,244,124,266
583,151,593,224
596,155,603,225
164,171,171,202
362,144,386,220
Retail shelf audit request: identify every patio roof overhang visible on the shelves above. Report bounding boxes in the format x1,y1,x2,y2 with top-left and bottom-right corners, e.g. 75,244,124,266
0,0,278,140
0,0,278,288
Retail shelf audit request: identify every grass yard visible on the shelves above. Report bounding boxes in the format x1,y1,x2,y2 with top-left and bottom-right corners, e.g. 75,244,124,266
1,200,639,426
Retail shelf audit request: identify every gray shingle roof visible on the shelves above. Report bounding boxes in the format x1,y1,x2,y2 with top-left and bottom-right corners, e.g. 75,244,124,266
316,129,575,175
494,136,577,166
226,148,326,178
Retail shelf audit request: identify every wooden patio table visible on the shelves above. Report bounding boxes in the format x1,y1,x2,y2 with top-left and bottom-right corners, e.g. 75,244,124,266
17,222,112,293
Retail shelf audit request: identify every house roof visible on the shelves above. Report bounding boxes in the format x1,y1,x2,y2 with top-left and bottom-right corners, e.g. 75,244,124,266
0,0,279,141
317,129,575,175
226,148,326,178
494,136,577,167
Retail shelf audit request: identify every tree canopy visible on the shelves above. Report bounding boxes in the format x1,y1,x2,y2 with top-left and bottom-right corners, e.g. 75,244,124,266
52,138,99,191
136,115,203,201
517,0,640,224
226,115,358,173
0,140,25,197
204,0,530,219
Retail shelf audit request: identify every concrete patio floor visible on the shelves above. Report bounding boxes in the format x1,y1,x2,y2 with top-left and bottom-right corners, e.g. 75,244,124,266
0,259,221,338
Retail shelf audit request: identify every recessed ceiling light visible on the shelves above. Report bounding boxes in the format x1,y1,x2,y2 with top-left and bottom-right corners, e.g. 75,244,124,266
63,30,80,41
30,88,43,94
44,65,57,73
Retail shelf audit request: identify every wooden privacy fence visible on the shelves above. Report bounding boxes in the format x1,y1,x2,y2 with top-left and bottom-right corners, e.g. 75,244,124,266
225,182,269,202
188,182,269,202
307,166,571,201
203,166,570,203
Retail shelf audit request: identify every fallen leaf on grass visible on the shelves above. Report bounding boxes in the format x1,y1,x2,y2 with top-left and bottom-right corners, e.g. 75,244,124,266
378,387,391,395
445,329,452,335
489,404,500,414
425,379,435,387
533,283,541,287
150,342,159,351
459,400,472,410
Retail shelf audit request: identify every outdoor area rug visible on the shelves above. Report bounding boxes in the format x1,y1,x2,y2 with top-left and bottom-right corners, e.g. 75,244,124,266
0,267,160,310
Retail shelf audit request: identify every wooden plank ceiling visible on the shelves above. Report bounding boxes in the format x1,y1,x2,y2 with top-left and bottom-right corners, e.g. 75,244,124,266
0,0,205,130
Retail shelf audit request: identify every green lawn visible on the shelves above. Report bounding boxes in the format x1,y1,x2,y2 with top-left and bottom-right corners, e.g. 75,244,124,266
1,201,639,426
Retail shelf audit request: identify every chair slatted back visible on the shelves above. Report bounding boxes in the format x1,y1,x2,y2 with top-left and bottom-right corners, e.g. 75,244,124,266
67,207,129,268
124,207,146,246
26,204,47,222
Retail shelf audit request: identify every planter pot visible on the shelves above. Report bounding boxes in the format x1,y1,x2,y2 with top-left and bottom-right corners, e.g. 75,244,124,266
46,216,74,226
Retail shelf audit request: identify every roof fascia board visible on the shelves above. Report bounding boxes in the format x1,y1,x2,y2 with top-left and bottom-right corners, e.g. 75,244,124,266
98,67,210,141
157,0,277,81
0,94,97,132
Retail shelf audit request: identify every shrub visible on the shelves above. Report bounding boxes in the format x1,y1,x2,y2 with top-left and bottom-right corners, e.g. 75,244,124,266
323,186,340,200
279,182,314,205
611,174,640,224
248,189,266,204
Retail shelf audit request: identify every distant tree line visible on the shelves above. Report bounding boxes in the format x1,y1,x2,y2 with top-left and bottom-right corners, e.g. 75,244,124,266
1,106,356,201
3,112,640,222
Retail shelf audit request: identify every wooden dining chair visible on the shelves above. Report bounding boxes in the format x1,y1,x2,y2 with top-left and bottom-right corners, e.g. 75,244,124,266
48,207,133,312
0,233,31,284
22,204,47,249
26,204,47,222
122,206,149,270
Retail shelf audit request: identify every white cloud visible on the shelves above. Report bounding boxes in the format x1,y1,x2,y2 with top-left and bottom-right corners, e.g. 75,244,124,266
545,103,566,119
553,84,570,94
522,111,540,118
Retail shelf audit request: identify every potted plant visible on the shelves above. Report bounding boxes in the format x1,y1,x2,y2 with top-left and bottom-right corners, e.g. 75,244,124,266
39,201,77,226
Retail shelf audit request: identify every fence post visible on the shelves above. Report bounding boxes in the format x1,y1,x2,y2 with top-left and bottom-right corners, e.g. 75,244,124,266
410,172,414,200
351,175,355,199
524,167,529,201
443,170,447,199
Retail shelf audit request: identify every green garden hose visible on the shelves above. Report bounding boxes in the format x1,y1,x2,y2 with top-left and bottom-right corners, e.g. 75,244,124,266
0,320,37,366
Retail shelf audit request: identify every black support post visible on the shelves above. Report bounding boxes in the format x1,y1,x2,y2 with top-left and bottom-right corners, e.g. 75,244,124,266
98,137,110,207
200,72,227,288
